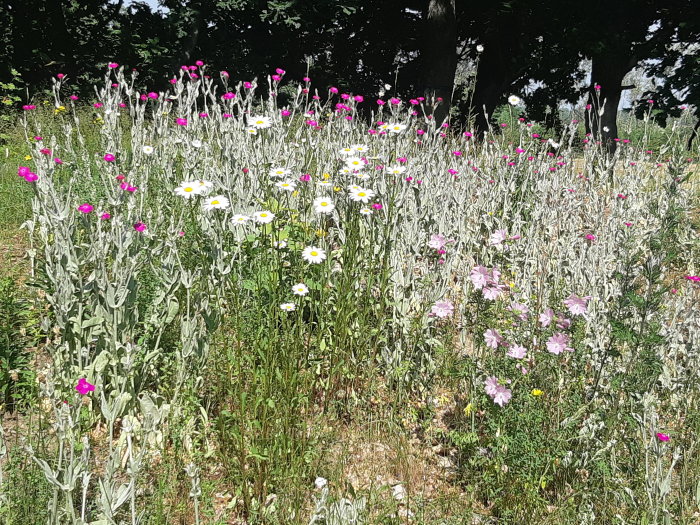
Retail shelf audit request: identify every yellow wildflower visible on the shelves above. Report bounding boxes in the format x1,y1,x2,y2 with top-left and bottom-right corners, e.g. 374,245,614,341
531,389,544,397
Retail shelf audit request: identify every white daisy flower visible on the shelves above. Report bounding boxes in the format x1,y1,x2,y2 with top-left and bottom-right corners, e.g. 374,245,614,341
174,182,202,198
349,188,375,203
344,156,365,169
338,167,354,175
292,283,309,296
508,95,521,106
347,184,363,192
245,127,258,135
269,167,291,178
280,302,296,312
355,172,370,180
351,144,368,153
359,207,372,215
302,246,326,264
142,145,154,155
253,210,275,224
194,180,214,194
317,180,333,187
385,165,406,175
387,123,406,133
338,146,355,156
273,240,288,248
203,195,230,211
276,179,297,192
313,197,335,214
231,214,250,225
248,115,272,129
191,139,203,148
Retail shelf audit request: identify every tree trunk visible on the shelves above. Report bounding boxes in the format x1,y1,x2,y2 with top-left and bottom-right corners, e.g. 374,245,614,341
586,53,636,153
421,0,457,123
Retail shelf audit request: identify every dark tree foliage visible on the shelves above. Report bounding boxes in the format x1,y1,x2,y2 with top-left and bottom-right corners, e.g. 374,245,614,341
0,0,696,142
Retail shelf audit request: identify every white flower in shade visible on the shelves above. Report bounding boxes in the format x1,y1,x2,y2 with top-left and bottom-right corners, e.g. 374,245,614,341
292,283,309,296
174,182,202,198
313,197,335,214
253,210,275,224
349,187,375,203
273,240,287,248
191,139,203,148
317,180,333,188
231,214,250,225
359,207,372,215
338,146,355,156
385,165,406,175
547,138,560,149
142,145,154,155
269,167,291,178
245,127,258,135
280,302,296,312
248,115,272,129
508,95,521,106
387,123,406,133
202,195,230,211
603,126,610,133
476,44,484,52
355,172,370,180
344,156,365,170
338,167,354,175
302,246,326,264
351,144,368,153
276,179,297,192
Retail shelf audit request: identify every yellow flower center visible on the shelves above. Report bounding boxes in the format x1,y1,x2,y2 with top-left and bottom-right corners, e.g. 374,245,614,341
310,251,318,256
211,200,220,205
184,187,193,192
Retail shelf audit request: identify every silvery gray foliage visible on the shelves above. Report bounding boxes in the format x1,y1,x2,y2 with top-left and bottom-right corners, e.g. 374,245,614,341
309,486,366,525
16,63,700,521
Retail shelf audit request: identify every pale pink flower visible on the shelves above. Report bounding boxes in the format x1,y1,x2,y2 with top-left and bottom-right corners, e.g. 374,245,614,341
492,385,512,407
489,229,508,246
431,300,454,318
546,333,573,355
507,344,527,359
564,294,590,316
482,285,506,301
484,376,500,397
428,234,449,250
470,266,490,290
484,329,503,349
539,308,555,327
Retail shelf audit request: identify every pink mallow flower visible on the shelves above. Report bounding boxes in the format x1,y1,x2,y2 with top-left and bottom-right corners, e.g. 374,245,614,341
484,376,512,407
75,378,95,395
431,300,454,318
564,294,590,316
546,333,573,355
539,308,555,327
484,329,503,349
507,344,527,359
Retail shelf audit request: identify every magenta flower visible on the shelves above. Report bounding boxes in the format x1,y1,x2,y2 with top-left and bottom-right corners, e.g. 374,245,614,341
108,62,119,68
100,213,111,220
431,300,454,318
75,378,95,395
484,329,503,349
564,294,590,316
546,333,573,355
103,153,115,162
17,166,30,178
176,118,188,126
585,233,596,241
656,433,670,442
77,203,94,214
24,172,38,182
133,222,147,232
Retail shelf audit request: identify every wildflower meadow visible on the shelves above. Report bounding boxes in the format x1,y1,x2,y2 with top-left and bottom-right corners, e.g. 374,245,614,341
0,62,699,525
